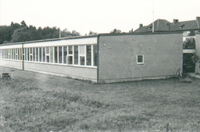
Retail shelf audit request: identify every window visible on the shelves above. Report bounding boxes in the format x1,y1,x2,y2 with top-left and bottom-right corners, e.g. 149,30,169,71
46,47,49,54
59,46,62,64
2,49,5,59
4,49,7,59
26,48,29,61
147,26,152,30
15,49,19,60
19,48,22,60
46,47,50,63
68,46,73,64
79,45,85,65
12,49,15,60
1,44,98,67
36,48,38,61
74,46,78,64
50,47,54,63
86,45,91,66
179,24,184,29
43,47,45,62
29,48,33,61
64,46,68,64
39,47,42,62
137,55,144,64
54,47,58,63
8,49,11,59
23,48,25,60
33,48,35,61
93,45,97,66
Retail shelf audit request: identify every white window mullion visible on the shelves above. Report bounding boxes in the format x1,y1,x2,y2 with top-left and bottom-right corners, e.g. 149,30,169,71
66,46,68,64
53,47,55,63
38,48,40,62
78,46,80,65
91,45,94,66
72,46,74,65
84,45,86,66
45,47,46,62
49,47,51,63
35,48,36,61
57,46,59,63
41,47,43,62
61,46,63,64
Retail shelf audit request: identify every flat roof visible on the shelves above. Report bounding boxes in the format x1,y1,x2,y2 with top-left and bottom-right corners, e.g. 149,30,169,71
0,31,184,47
0,35,98,46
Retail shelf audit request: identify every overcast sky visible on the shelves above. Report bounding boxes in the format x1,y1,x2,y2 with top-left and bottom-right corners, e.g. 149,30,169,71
0,0,200,35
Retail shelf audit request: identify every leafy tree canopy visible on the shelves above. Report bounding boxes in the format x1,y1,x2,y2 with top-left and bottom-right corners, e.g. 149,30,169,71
110,28,121,34
0,20,81,44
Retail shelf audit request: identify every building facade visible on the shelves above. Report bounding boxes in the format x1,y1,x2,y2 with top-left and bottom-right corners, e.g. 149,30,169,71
0,32,185,83
134,17,200,74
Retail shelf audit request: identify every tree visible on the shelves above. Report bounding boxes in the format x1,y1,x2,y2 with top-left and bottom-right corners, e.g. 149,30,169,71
0,20,82,43
61,28,72,37
0,26,11,44
88,31,97,35
0,22,21,44
71,30,80,36
20,20,27,27
110,28,121,33
10,27,31,42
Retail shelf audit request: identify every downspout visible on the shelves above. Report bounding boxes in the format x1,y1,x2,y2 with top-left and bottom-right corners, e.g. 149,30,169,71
97,35,100,83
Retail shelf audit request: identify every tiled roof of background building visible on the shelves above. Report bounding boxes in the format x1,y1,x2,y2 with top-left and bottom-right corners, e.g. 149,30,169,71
134,17,200,33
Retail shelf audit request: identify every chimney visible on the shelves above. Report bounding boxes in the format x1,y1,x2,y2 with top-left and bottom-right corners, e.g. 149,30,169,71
196,16,200,22
173,19,178,24
139,24,143,28
197,17,200,28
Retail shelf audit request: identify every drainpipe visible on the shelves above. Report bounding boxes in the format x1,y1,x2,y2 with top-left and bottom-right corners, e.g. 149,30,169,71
97,35,100,83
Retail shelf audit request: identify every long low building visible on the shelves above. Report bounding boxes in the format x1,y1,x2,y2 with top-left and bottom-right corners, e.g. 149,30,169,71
0,32,191,83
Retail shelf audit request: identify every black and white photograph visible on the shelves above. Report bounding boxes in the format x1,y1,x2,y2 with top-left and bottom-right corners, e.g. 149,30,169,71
0,0,200,131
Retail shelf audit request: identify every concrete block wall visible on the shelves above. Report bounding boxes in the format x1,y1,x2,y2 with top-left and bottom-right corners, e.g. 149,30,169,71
98,33,183,83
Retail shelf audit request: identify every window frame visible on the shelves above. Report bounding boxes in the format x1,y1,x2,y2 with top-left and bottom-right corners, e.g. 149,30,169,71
68,46,73,65
29,48,33,61
136,55,144,65
1,44,97,68
79,45,86,66
45,47,50,63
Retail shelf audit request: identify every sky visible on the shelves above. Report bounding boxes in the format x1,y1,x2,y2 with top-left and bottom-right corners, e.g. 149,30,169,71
0,0,200,35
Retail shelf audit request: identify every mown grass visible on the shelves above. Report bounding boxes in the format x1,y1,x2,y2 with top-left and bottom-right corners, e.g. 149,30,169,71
0,68,200,131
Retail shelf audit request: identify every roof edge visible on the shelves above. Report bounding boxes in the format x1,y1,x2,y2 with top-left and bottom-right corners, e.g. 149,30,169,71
0,35,98,45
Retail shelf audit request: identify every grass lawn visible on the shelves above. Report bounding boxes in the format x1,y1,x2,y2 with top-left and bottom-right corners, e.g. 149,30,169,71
0,66,200,131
